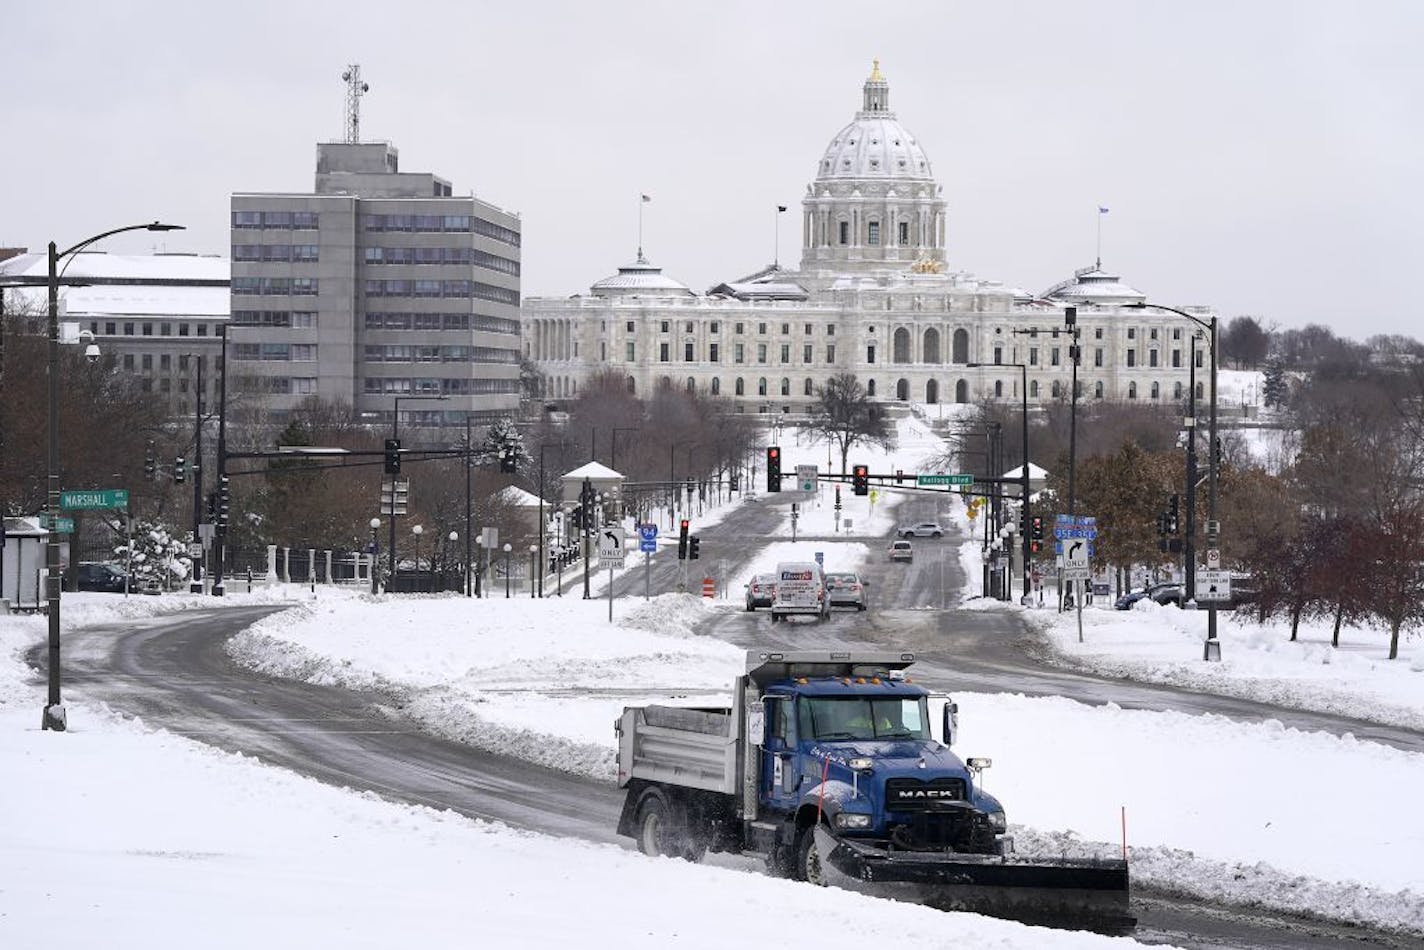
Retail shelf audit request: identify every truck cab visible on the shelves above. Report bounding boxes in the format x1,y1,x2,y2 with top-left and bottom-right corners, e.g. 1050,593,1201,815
758,664,1006,857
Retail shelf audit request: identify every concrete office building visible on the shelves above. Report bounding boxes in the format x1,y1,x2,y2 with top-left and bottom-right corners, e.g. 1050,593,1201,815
0,252,228,420
231,140,522,429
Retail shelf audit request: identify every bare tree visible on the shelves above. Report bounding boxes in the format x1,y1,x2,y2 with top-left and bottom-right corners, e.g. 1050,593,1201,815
806,372,894,472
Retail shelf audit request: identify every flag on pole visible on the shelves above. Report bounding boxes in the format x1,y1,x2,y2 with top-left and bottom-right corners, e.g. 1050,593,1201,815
641,194,651,202
1098,206,1109,214
777,205,787,212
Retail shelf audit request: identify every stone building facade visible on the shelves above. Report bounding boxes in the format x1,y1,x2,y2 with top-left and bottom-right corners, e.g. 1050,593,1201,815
524,63,1210,412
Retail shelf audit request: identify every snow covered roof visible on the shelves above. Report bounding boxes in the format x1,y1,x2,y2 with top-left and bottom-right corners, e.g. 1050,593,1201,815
494,486,546,509
0,252,230,318
561,462,623,481
707,279,809,301
1001,462,1049,481
1041,264,1146,305
589,255,693,297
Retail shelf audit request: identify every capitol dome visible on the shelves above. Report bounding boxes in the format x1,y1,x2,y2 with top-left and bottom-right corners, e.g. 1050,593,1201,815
817,61,934,182
589,254,693,297
1043,263,1146,305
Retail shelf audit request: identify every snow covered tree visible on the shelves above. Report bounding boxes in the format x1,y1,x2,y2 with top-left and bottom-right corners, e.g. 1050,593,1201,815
112,520,193,591
1262,357,1288,410
475,417,532,472
807,373,895,472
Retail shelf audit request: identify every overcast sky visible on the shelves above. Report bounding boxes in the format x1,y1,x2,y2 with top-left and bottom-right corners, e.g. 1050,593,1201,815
4,1,1420,337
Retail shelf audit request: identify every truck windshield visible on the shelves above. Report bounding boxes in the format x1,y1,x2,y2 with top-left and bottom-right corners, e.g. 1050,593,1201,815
801,696,930,741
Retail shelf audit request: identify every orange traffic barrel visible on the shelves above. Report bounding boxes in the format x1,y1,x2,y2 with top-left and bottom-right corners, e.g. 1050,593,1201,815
702,577,715,598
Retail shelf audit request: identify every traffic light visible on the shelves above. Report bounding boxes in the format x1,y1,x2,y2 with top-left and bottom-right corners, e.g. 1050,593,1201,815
895,469,904,484
1031,516,1043,541
766,447,781,492
1063,305,1077,330
1019,510,1028,536
144,441,156,480
217,475,230,526
852,464,869,496
205,492,216,520
1168,493,1180,534
384,438,402,475
729,471,740,492
688,536,701,560
678,519,690,560
499,446,516,474
174,456,186,484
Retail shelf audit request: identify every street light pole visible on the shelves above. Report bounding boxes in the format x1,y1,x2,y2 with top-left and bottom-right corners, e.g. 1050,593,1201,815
969,361,1031,604
503,543,512,598
1129,302,1221,658
528,544,537,598
44,221,183,732
464,416,473,597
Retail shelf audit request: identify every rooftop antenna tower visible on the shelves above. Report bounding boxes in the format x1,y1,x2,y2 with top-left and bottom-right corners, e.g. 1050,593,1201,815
341,64,370,144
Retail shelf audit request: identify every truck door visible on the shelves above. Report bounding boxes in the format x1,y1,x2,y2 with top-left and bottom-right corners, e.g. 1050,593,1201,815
760,695,799,812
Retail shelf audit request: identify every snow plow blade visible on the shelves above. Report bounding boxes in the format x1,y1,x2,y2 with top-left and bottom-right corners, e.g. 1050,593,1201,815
814,827,1133,933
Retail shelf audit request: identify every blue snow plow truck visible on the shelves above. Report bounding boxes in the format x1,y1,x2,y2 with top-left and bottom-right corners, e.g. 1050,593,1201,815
615,650,1132,931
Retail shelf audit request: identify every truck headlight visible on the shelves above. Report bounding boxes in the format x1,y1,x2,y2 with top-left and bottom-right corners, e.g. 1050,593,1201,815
835,812,872,830
846,757,874,772
987,810,1007,833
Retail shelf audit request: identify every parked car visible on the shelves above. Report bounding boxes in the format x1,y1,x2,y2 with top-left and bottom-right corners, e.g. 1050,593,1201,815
897,522,945,538
72,562,157,594
888,539,914,562
744,573,776,611
825,572,868,611
1113,582,1181,610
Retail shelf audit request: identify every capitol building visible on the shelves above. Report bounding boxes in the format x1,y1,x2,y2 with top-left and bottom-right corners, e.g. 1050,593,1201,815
523,62,1209,411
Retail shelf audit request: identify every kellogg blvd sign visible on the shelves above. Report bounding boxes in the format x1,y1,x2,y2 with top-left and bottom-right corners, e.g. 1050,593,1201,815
59,489,130,510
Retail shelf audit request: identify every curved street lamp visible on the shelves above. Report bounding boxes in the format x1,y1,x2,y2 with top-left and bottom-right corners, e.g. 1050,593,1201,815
43,221,184,732
1127,301,1222,660
502,542,512,598
369,517,381,594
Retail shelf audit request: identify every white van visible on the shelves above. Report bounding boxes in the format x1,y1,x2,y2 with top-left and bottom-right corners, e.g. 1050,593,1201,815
769,561,829,622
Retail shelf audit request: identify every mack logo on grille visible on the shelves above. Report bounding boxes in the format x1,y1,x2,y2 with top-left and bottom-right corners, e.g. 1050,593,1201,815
885,778,965,809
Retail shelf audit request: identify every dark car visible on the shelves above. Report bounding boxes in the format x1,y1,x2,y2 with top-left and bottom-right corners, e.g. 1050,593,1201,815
1114,582,1181,610
73,562,133,593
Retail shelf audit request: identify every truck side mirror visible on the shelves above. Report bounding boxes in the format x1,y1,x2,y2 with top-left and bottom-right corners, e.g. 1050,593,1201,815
747,699,766,748
941,700,958,747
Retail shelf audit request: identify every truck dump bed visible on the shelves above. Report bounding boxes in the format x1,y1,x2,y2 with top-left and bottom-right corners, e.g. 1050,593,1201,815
616,704,739,795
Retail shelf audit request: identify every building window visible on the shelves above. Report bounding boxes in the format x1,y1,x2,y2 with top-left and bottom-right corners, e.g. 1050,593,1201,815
757,343,767,363
1094,348,1104,368
804,378,814,396
804,323,813,335
899,222,909,245
1172,349,1182,368
1150,328,1158,340
685,321,694,333
1029,380,1039,398
827,325,835,336
1127,327,1136,340
1095,327,1103,340
838,221,849,245
758,322,767,335
735,377,745,396
1195,350,1204,368
735,343,745,363
197,325,208,336
867,379,876,397
993,346,1002,365
1151,381,1161,399
1172,328,1182,340
867,221,881,245
735,322,744,334
826,344,836,363
994,380,1003,398
123,322,135,336
710,321,719,334
141,354,152,371
1051,347,1060,367
660,321,669,333
625,341,635,361
142,323,153,336
781,323,790,335
123,354,134,371
1128,382,1138,399
758,377,767,396
660,343,669,362
1029,347,1038,366
867,345,876,364
178,355,189,371
1149,350,1159,368
1095,381,1104,399
626,321,635,333
803,344,813,364
711,378,721,395
684,342,694,361
780,378,790,396
160,354,171,371
709,343,719,362
780,344,790,363
1127,350,1137,368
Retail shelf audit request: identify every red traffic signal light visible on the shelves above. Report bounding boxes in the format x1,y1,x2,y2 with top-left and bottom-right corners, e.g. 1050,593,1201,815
680,519,689,531
852,464,869,496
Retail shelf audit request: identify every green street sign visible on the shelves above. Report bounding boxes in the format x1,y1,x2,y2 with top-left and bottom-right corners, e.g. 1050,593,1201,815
59,488,129,510
917,474,974,487
41,515,75,533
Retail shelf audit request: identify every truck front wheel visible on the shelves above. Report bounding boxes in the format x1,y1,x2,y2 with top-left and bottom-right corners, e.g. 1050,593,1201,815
795,825,828,885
